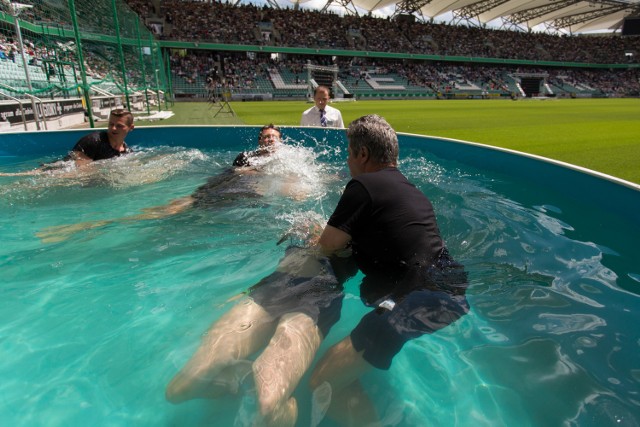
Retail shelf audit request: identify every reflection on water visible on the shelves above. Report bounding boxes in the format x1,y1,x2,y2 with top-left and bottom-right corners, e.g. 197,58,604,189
0,140,638,426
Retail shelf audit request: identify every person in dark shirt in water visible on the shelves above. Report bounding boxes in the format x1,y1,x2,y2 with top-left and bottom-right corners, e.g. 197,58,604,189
66,108,134,164
309,114,470,426
0,108,134,176
232,124,280,167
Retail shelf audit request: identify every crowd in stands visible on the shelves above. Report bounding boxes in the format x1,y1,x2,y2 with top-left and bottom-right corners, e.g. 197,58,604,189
0,37,18,63
0,31,147,95
0,34,51,67
126,0,640,65
2,0,639,99
171,51,265,89
171,50,309,91
0,33,77,87
169,49,640,97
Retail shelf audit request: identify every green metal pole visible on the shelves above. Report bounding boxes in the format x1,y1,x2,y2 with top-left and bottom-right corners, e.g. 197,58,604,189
149,34,160,112
164,49,172,108
112,0,131,111
12,9,41,130
154,68,161,112
135,16,150,115
67,0,94,128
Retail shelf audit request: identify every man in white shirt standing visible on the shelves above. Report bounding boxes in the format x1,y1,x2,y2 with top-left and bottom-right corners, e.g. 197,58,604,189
300,85,344,128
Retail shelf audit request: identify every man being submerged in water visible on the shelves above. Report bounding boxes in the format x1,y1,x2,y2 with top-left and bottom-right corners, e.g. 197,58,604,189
188,124,293,210
232,124,280,167
36,124,289,242
0,108,134,177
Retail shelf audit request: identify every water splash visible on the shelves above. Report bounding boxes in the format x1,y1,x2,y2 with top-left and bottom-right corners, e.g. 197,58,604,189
244,142,336,202
0,147,209,202
275,210,326,248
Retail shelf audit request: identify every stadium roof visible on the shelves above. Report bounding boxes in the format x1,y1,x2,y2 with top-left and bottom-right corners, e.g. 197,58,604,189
273,0,640,34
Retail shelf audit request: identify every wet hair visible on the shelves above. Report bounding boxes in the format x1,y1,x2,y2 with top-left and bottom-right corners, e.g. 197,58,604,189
109,108,134,126
259,123,281,140
346,114,398,166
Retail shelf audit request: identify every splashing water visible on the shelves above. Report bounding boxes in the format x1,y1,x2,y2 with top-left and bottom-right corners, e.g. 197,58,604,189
0,146,209,204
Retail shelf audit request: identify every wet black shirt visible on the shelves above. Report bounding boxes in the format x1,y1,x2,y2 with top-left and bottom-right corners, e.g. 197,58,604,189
69,131,130,161
328,167,445,284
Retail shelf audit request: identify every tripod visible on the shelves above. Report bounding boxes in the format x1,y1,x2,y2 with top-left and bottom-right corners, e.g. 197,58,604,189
208,85,235,118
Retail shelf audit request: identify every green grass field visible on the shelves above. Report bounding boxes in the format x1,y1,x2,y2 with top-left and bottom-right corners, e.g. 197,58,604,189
136,99,640,184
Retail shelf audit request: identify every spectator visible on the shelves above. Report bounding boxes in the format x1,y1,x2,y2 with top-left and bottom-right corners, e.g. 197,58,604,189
300,85,344,128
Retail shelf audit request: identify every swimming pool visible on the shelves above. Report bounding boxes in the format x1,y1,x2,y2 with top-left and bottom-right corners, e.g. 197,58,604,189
1,126,639,426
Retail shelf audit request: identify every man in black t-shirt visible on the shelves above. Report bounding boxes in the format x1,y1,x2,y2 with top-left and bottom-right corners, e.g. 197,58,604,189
0,109,134,177
67,108,134,164
309,114,469,425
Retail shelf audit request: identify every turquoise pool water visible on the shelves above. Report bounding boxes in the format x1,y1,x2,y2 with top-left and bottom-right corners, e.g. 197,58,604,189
1,127,638,426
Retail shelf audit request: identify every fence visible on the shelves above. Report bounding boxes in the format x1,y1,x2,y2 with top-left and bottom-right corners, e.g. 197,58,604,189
0,0,171,130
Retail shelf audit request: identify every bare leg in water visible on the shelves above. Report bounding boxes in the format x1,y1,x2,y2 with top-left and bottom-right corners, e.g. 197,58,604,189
36,196,195,243
253,312,323,426
166,299,275,403
309,335,379,427
166,301,323,427
167,245,342,426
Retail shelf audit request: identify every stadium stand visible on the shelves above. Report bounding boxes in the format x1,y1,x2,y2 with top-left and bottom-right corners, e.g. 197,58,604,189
0,0,638,129
120,0,639,101
123,0,640,64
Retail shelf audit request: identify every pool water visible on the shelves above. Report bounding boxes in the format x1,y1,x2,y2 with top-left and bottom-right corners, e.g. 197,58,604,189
1,130,638,426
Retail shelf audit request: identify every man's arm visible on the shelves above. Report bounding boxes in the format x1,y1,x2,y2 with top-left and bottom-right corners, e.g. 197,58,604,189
0,170,40,177
0,156,86,176
67,150,94,167
318,224,351,255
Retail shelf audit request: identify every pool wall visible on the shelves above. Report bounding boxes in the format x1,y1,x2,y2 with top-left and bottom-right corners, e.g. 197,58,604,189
1,125,638,226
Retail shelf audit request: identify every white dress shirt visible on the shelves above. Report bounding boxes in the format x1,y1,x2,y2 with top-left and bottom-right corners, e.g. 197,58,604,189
300,105,344,128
